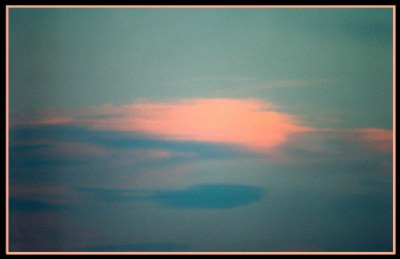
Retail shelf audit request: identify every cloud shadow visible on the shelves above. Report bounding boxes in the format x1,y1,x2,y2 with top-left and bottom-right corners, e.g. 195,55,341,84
81,184,264,210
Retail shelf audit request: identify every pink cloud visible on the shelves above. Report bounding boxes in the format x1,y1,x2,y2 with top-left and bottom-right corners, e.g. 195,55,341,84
19,110,74,127
32,116,73,126
352,128,393,153
14,99,393,157
74,98,313,152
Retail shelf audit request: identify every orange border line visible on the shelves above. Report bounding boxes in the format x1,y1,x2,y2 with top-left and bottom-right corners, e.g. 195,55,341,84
392,5,397,255
4,5,397,9
5,5,396,255
5,252,398,255
5,6,9,255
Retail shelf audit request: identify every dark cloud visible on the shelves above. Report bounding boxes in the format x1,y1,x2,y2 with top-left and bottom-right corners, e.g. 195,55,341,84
9,197,68,212
8,123,392,252
81,184,264,209
9,125,249,162
150,184,264,209
79,188,149,202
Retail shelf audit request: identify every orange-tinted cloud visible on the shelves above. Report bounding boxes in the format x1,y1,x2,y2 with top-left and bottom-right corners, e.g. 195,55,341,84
74,98,312,152
11,110,73,128
352,128,393,153
32,116,73,126
14,99,393,156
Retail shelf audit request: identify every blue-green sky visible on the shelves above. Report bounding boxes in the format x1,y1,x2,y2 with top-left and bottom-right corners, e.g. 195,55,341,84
9,8,392,128
8,7,394,253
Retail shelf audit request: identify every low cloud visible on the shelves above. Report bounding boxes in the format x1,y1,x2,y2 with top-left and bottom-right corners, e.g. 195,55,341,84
150,184,264,209
352,128,393,153
9,99,392,164
16,98,313,153
9,197,69,212
81,184,264,210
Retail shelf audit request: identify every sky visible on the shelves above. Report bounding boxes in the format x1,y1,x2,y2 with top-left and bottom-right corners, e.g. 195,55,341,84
8,7,394,252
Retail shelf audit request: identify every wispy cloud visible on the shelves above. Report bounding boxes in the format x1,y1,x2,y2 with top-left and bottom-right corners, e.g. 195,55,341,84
9,186,83,207
150,184,264,209
18,98,313,153
163,75,256,88
38,141,110,159
351,128,393,153
11,98,392,158
315,128,393,154
10,109,73,128
9,197,69,212
10,111,392,181
228,79,325,94
80,184,264,210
